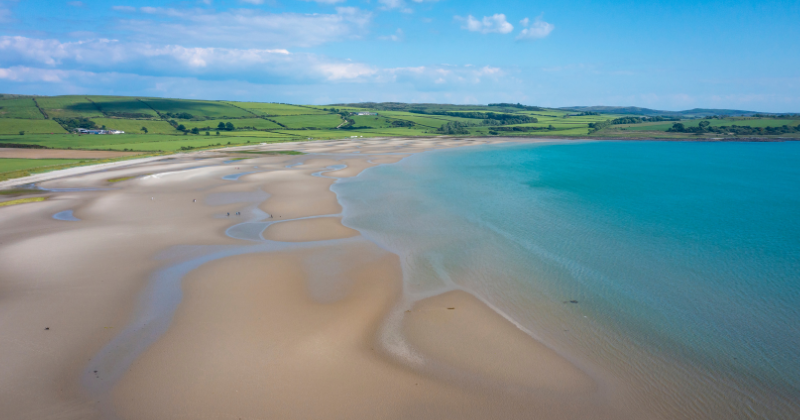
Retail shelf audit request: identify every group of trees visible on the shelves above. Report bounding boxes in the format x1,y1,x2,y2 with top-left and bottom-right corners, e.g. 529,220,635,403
489,125,556,133
588,120,612,133
391,120,415,127
105,112,152,119
163,112,195,119
175,122,234,134
436,122,471,135
488,103,544,111
56,117,97,130
409,110,538,126
667,121,800,135
611,116,679,125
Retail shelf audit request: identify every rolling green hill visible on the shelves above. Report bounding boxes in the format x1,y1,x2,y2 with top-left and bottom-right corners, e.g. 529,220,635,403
0,95,796,158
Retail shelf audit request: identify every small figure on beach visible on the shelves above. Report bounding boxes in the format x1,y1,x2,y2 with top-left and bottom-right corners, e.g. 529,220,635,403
227,212,230,216
193,199,196,203
151,197,154,201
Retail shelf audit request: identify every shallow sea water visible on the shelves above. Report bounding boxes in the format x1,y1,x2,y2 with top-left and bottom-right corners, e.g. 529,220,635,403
333,140,800,420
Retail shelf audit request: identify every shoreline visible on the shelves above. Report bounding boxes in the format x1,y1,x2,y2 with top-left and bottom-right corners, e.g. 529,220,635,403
1,137,639,419
2,135,797,192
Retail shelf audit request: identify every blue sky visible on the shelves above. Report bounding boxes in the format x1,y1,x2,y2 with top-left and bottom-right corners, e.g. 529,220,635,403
0,0,798,111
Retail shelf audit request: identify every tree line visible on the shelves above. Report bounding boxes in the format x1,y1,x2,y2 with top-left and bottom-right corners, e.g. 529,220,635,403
667,122,800,135
410,110,538,125
487,103,544,111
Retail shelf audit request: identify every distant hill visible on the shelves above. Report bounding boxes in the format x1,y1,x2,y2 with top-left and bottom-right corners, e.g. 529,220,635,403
557,106,770,118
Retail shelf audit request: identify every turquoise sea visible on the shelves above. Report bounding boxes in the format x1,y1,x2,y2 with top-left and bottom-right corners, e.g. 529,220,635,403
333,141,800,420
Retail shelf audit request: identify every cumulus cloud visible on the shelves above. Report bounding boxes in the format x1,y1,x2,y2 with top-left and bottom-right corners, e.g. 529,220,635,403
516,16,554,40
0,36,353,81
457,14,513,34
113,6,372,48
0,66,76,83
0,36,508,89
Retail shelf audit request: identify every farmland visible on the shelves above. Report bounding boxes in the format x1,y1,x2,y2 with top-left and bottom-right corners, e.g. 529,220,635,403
180,118,282,131
0,94,797,182
35,96,104,119
90,118,179,134
139,98,255,119
0,119,67,134
233,102,330,116
271,114,344,129
0,98,44,119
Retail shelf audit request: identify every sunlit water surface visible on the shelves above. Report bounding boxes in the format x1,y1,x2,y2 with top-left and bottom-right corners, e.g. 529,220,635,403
334,141,800,420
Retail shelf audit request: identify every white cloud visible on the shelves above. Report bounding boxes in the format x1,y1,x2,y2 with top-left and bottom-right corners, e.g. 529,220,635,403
516,16,554,40
0,36,510,89
115,7,372,48
0,36,379,83
241,0,264,4
0,66,75,83
111,5,136,12
457,14,513,34
379,28,404,42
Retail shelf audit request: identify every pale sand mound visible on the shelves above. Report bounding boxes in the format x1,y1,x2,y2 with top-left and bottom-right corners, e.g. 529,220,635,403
263,217,359,242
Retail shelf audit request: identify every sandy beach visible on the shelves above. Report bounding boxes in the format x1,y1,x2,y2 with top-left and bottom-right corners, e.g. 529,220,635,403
0,137,641,419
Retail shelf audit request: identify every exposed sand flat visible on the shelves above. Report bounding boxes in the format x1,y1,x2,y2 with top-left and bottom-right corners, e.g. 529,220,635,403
404,291,595,393
263,217,359,242
0,148,141,159
256,168,342,219
112,245,632,420
0,137,625,420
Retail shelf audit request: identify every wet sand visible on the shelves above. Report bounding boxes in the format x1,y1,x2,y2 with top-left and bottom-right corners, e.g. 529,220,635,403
0,137,640,419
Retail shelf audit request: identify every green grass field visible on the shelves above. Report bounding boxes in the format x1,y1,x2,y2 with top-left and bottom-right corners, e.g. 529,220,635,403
0,119,67,134
180,118,282,131
271,114,344,129
91,118,179,134
232,102,331,116
36,96,104,118
620,118,799,132
0,133,238,151
0,98,45,119
85,96,161,118
139,98,255,119
217,131,298,138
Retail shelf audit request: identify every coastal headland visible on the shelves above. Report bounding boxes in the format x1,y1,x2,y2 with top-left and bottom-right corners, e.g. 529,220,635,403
0,137,642,420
